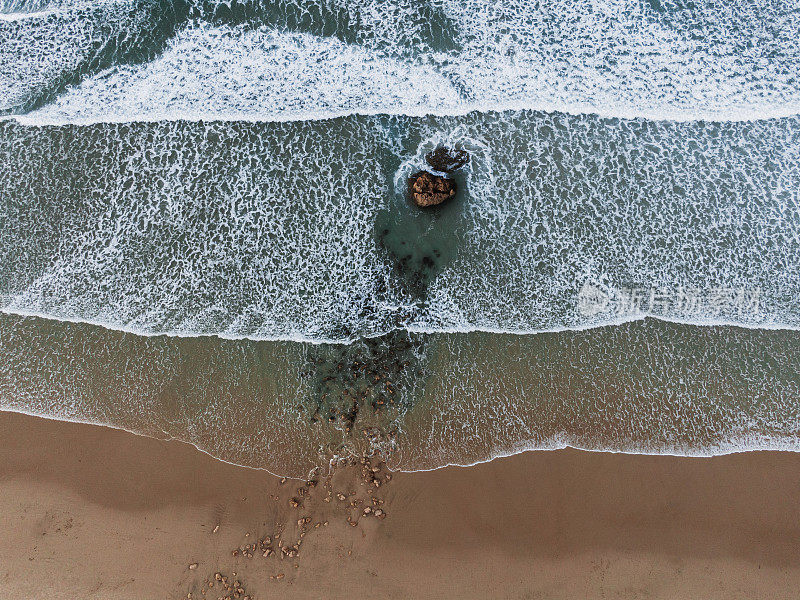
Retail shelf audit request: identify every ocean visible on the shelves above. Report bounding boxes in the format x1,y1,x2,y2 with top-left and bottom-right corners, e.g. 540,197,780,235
1,0,799,477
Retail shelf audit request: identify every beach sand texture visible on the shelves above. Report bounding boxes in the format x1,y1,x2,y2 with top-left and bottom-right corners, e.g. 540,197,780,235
1,410,799,599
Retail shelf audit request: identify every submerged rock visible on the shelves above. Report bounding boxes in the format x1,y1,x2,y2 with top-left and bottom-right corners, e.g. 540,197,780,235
407,171,456,207
425,146,469,173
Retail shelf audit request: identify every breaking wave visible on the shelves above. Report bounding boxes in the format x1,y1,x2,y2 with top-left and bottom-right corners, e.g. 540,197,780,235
2,0,799,122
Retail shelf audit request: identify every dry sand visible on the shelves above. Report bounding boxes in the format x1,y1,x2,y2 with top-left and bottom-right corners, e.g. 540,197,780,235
1,409,800,599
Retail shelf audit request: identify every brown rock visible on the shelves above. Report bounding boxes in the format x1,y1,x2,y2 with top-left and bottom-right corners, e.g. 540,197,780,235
407,171,456,208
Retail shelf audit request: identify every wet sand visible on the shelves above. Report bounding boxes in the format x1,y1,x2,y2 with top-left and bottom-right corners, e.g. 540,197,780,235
1,409,799,600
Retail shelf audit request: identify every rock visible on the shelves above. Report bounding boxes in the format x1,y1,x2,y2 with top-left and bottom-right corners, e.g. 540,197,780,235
407,171,456,208
425,146,469,173
189,563,198,570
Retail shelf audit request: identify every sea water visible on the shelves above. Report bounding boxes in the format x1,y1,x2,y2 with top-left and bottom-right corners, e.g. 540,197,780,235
1,0,799,475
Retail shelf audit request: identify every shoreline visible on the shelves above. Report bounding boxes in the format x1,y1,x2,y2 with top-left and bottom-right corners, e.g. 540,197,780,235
2,410,800,599
2,306,800,347
8,408,800,480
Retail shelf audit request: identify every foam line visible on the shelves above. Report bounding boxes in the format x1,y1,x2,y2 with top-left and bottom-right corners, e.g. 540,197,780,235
2,0,799,121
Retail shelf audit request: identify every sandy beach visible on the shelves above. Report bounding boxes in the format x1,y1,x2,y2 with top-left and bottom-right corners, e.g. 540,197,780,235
0,409,798,599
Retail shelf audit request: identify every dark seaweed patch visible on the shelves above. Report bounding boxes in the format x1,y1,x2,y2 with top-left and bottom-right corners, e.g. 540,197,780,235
374,209,453,302
300,330,423,446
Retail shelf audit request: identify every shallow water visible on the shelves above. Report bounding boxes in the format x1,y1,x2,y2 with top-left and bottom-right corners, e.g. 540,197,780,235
1,314,798,476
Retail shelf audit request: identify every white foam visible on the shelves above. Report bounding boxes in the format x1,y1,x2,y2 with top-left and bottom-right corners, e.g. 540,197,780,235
0,0,147,111
26,26,463,124
2,0,799,122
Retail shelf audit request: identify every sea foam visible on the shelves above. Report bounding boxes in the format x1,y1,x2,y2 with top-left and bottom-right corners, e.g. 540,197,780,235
2,0,799,122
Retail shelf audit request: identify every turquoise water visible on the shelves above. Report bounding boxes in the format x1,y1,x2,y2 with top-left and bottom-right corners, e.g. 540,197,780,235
1,0,799,474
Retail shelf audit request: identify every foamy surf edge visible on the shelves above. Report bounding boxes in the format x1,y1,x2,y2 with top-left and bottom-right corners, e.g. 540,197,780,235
2,304,798,346
4,100,800,128
1,407,797,480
